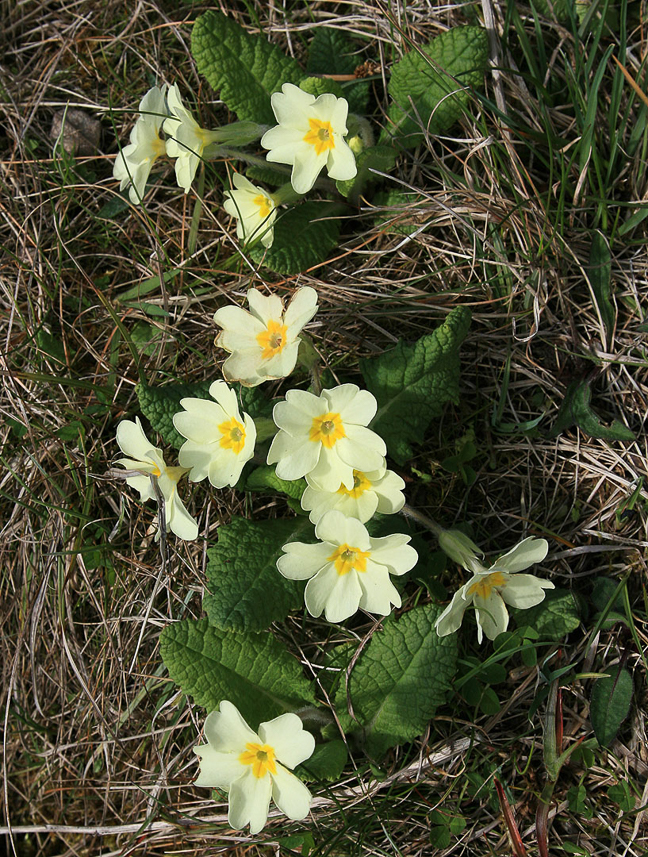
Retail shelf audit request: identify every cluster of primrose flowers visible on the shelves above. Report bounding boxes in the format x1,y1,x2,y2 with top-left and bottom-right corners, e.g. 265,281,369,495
113,81,358,248
114,282,555,833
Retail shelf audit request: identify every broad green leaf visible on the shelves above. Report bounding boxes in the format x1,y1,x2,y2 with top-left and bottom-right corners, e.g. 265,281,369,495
307,28,370,114
587,233,615,348
334,603,457,756
360,306,471,464
607,781,635,812
336,145,398,205
136,381,271,449
299,76,344,99
136,380,212,448
384,26,489,147
549,378,635,441
295,740,348,782
515,589,581,639
191,11,305,125
244,165,290,188
590,664,633,747
245,465,306,500
160,618,316,727
203,516,314,631
249,202,342,274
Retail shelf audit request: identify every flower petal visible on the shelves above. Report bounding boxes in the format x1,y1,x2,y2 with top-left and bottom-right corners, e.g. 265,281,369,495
116,417,159,463
498,574,554,609
246,289,284,326
304,564,362,622
271,764,312,821
491,537,549,573
258,713,315,768
204,702,259,752
283,287,319,335
358,562,402,615
315,510,370,549
166,492,199,540
327,139,357,181
228,768,273,834
268,432,321,480
474,591,509,641
277,541,333,580
435,587,471,636
194,744,243,789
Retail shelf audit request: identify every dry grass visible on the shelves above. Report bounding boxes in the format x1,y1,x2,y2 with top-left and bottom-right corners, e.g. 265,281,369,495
1,0,648,855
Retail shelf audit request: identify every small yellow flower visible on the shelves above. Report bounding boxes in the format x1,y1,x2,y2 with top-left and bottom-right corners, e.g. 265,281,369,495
113,85,168,204
223,173,277,248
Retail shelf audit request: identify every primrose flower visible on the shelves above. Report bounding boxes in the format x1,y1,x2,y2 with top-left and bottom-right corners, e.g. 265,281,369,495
113,85,168,204
163,84,221,193
301,467,406,525
223,173,277,248
173,380,256,487
435,537,553,643
278,510,417,622
115,417,198,540
194,701,314,835
267,384,386,492
213,287,318,387
261,83,357,194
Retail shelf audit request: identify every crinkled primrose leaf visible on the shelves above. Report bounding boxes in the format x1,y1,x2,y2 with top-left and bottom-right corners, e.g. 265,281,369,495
245,465,306,501
191,11,305,125
549,377,635,442
384,26,489,147
333,603,458,756
203,516,314,631
360,306,471,464
307,27,370,114
160,618,316,726
590,664,633,748
295,740,348,783
248,202,343,274
513,588,581,639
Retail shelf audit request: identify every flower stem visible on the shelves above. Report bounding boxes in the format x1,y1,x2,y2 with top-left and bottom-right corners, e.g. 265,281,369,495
399,503,444,537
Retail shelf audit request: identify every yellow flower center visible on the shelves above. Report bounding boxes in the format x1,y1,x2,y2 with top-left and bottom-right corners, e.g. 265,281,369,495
328,543,371,576
468,572,507,599
239,742,278,779
256,318,287,360
253,194,273,219
337,470,372,498
309,412,346,449
218,417,246,454
151,135,166,159
303,118,336,156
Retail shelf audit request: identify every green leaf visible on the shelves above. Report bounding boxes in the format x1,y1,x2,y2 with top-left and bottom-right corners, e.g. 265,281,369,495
336,145,397,204
607,781,635,812
590,664,633,747
360,307,471,464
136,380,212,448
296,740,348,782
245,165,290,188
245,465,306,500
203,516,314,631
191,11,305,125
307,28,370,114
249,202,342,274
549,378,635,442
334,603,457,756
160,617,316,727
299,76,344,99
384,26,489,147
514,589,581,639
587,233,615,348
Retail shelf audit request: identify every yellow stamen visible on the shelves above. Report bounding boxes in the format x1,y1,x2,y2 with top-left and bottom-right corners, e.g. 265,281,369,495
151,136,166,158
238,742,277,779
337,470,371,498
303,118,336,156
327,543,371,576
256,318,287,360
218,417,246,454
253,194,273,219
468,572,507,599
309,412,346,449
